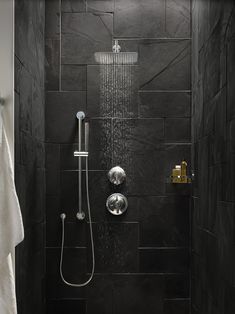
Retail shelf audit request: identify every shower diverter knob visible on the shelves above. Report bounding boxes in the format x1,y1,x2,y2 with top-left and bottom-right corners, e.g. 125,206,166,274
108,166,126,185
106,193,128,216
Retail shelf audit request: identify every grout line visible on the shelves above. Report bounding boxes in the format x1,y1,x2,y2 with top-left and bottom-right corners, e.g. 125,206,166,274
46,246,87,249
59,0,62,91
165,142,192,145
115,37,192,41
138,90,191,93
164,0,167,34
92,272,190,275
139,247,189,250
164,298,190,301
47,298,86,301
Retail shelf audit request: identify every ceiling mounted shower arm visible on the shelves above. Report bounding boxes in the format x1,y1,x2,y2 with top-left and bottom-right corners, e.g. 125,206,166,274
112,39,121,53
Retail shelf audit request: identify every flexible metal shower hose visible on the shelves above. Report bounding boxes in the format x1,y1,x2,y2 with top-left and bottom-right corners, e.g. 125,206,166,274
59,158,95,287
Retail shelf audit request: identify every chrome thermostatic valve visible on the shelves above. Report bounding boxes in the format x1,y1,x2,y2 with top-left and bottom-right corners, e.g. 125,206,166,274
106,193,128,216
108,166,126,185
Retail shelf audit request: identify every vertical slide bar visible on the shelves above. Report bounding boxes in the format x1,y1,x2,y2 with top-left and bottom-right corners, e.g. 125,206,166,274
78,117,82,215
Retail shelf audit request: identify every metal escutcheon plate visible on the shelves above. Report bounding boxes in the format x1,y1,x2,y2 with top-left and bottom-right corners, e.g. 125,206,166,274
106,193,128,216
108,166,126,185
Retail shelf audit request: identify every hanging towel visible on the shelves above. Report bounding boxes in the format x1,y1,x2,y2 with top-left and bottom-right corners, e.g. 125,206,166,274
0,107,24,314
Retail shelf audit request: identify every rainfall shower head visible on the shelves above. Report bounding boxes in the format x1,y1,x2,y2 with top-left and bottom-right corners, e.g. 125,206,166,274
95,40,138,64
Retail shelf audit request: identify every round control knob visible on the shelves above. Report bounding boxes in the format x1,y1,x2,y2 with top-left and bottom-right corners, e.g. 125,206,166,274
108,166,126,185
106,193,128,216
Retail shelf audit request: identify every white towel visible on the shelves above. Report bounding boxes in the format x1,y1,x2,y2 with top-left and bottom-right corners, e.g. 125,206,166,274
0,109,24,314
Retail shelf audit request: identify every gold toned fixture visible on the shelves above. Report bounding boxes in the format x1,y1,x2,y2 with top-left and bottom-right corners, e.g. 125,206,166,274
171,161,191,184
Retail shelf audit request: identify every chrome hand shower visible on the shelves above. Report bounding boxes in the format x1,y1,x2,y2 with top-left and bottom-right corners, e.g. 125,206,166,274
59,111,95,287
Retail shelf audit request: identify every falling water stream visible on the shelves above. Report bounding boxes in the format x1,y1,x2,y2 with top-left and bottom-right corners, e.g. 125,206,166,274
95,49,138,181
97,52,137,118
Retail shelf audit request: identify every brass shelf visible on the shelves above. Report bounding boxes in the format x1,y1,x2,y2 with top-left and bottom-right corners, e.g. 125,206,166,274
166,176,192,184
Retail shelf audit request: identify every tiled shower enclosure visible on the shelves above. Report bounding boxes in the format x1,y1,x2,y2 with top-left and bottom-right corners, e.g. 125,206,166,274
14,0,235,313
45,1,191,313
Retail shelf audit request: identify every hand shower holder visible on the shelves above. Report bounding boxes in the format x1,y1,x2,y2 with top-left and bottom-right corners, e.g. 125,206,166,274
74,151,89,157
76,211,86,221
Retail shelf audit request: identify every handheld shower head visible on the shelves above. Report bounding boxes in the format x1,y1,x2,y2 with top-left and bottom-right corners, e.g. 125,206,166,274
76,111,85,120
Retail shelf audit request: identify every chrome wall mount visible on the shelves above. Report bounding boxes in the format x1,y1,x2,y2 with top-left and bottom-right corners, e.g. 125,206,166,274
106,193,128,216
108,166,126,185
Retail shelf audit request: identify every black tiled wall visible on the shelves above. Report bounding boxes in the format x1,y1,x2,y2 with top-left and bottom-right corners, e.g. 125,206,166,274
14,0,46,313
45,1,191,313
191,1,235,313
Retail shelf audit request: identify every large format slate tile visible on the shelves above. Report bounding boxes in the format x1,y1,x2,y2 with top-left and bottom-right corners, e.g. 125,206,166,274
165,273,189,298
139,40,191,90
198,0,210,49
139,248,190,273
14,93,21,164
202,22,226,104
114,0,165,38
228,35,235,120
138,196,190,247
19,65,32,134
60,143,79,170
139,91,191,118
32,81,45,140
80,170,111,222
166,0,191,38
87,0,114,13
113,118,164,154
91,222,139,273
17,238,45,314
61,65,87,91
164,299,190,314
45,39,60,91
62,12,113,64
45,144,60,195
62,0,86,12
87,65,101,116
62,0,114,13
192,79,203,142
15,0,45,85
46,299,86,314
60,170,78,210
112,275,164,314
230,119,235,154
165,118,191,143
45,91,86,143
86,274,113,314
45,0,60,39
